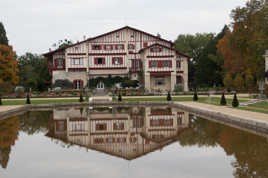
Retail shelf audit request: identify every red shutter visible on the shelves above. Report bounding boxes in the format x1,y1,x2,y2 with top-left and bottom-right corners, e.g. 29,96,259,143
121,123,124,130
73,80,77,89
94,58,97,65
63,59,65,68
104,45,106,50
104,124,107,130
169,61,172,68
110,45,113,50
150,120,153,126
115,45,118,50
122,44,125,50
157,61,161,67
149,61,152,68
112,58,115,64
91,45,95,50
99,45,102,50
120,58,123,64
144,42,148,47
103,58,106,65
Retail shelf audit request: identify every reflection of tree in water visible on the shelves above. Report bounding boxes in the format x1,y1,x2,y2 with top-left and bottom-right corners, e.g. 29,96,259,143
19,111,52,135
178,115,268,178
0,117,20,169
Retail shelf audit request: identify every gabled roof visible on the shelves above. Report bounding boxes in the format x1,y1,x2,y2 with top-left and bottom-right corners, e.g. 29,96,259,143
43,26,175,56
139,43,191,59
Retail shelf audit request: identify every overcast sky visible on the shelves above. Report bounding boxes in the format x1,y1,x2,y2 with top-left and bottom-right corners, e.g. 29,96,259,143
1,0,246,56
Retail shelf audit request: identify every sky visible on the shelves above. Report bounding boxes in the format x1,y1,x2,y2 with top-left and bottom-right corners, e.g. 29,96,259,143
1,0,246,56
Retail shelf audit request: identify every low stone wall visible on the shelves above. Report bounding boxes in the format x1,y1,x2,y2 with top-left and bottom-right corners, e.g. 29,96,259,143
171,102,268,134
0,105,31,120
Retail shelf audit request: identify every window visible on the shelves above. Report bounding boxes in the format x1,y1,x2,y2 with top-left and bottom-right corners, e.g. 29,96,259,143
150,47,162,52
94,58,105,65
73,80,83,89
155,79,165,86
152,61,157,67
104,45,113,50
112,57,123,65
116,44,124,50
70,58,83,65
128,44,135,50
176,61,181,68
163,61,169,67
96,123,107,131
113,123,124,130
92,44,102,50
55,59,64,68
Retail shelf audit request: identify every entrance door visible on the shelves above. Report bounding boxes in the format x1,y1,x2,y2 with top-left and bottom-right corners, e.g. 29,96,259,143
96,82,105,89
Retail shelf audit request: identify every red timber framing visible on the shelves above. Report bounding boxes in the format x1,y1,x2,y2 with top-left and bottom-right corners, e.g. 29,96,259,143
147,55,174,58
149,72,172,76
67,53,86,55
88,53,126,56
89,67,127,70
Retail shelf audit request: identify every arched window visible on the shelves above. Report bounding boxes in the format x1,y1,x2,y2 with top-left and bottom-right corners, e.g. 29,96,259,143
73,80,83,89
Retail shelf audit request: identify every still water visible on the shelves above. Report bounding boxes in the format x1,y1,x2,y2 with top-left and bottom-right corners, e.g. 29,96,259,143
0,106,268,178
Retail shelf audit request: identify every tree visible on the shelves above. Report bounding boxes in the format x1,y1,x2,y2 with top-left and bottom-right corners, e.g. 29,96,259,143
232,93,239,107
52,39,73,50
0,45,19,95
174,33,215,88
220,92,227,105
217,0,268,82
223,73,233,90
245,73,255,93
193,89,198,101
167,91,172,101
17,53,51,91
234,73,244,91
0,22,8,45
0,96,2,105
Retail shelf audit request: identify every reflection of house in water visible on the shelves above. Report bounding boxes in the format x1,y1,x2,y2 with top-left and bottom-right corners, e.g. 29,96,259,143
46,106,189,160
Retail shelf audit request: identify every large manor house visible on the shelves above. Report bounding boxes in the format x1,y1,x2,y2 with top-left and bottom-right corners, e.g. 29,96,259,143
44,26,191,92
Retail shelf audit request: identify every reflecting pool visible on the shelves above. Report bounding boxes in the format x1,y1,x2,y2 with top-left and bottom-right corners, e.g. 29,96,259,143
1,106,268,178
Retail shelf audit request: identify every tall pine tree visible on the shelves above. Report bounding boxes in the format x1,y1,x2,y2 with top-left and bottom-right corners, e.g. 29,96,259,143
0,22,8,45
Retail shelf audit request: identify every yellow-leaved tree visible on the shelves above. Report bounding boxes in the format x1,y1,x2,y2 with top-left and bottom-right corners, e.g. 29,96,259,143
0,44,19,95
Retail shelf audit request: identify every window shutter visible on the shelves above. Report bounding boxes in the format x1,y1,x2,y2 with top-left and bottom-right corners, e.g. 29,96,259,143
115,45,118,50
149,61,152,68
120,58,123,64
121,123,124,130
63,59,65,68
103,58,106,65
73,80,77,89
104,124,107,130
169,61,172,68
91,45,95,50
94,58,97,65
104,45,106,50
150,120,153,126
112,58,115,64
122,44,125,50
157,61,161,67
144,42,148,47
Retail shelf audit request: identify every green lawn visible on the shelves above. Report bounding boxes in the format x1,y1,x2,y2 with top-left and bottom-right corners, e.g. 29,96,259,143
1,99,79,105
237,101,268,114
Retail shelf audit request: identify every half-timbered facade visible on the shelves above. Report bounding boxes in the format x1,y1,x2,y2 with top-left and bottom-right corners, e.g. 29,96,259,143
265,50,268,84
44,26,190,92
46,106,189,160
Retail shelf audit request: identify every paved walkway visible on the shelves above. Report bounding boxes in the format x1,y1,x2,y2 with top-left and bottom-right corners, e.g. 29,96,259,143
179,102,268,123
0,105,24,113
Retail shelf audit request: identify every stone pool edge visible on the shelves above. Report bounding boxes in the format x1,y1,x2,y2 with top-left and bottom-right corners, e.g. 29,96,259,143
1,102,268,134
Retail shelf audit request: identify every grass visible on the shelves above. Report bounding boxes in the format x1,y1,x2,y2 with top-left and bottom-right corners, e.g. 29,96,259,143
237,101,268,114
0,99,79,105
122,97,193,102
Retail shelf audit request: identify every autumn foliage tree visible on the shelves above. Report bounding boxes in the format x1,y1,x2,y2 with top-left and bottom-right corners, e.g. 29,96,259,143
218,0,268,89
0,45,19,94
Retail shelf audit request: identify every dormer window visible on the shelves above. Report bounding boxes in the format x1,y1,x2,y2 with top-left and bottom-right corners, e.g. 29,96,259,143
92,45,102,50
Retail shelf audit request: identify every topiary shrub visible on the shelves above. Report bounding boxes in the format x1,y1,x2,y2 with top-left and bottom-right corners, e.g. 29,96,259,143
79,92,84,102
232,93,239,107
193,89,198,101
0,96,2,105
118,93,122,102
220,92,227,105
26,93,31,104
167,91,172,101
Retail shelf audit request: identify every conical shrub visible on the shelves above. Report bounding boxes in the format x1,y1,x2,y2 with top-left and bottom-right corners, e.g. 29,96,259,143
220,92,227,105
193,89,198,101
167,91,172,101
118,93,122,102
79,92,84,102
0,96,2,105
26,93,31,104
232,93,239,107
